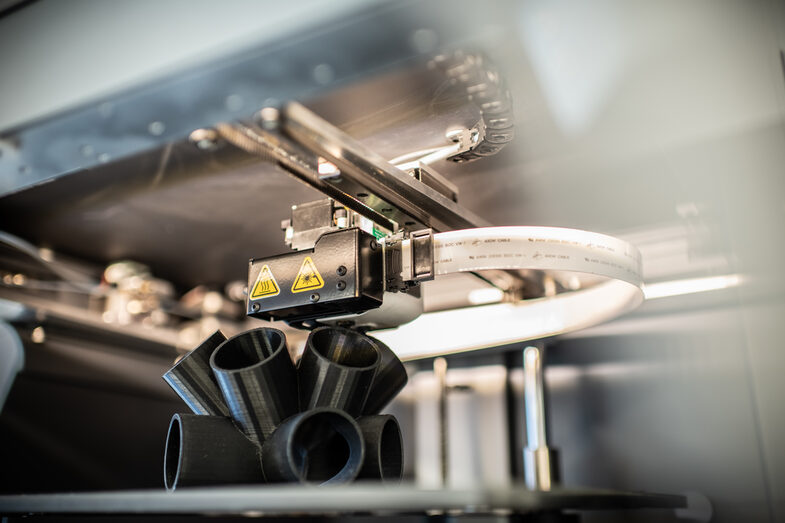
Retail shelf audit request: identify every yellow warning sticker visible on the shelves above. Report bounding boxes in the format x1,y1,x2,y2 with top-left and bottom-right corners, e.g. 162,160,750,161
250,265,280,299
291,256,325,293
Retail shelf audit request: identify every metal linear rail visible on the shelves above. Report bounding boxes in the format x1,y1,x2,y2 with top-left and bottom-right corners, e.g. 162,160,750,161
215,121,397,232
282,102,491,232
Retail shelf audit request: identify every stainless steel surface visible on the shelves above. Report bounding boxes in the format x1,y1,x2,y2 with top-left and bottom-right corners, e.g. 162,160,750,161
0,484,686,515
407,163,460,202
434,357,448,486
0,0,373,131
523,347,547,451
523,346,554,492
0,0,416,194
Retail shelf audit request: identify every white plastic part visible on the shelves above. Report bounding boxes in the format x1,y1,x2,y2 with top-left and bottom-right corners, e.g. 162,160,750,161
376,226,643,360
318,290,424,330
402,226,642,285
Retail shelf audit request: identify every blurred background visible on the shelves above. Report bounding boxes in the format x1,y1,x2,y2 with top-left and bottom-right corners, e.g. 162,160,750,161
0,0,784,521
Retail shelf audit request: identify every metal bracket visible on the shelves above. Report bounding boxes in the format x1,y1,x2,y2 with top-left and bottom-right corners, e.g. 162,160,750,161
383,228,433,291
409,229,435,283
383,236,404,292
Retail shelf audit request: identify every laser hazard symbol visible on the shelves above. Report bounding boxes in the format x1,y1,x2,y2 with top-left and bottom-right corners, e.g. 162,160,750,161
291,256,324,293
250,265,280,299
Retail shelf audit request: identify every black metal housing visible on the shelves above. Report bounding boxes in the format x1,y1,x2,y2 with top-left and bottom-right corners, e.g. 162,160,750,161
247,228,384,324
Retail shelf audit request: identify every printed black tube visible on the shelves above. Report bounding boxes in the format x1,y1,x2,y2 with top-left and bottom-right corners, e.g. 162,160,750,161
357,415,403,482
163,413,263,491
298,327,381,417
362,337,408,415
261,407,364,485
163,331,230,416
210,328,298,445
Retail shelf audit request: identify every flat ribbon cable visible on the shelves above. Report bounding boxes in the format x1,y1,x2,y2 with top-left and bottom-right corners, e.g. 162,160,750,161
380,226,643,359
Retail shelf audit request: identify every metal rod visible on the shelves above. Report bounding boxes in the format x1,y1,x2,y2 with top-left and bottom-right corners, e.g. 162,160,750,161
522,346,555,491
523,346,547,450
434,357,448,486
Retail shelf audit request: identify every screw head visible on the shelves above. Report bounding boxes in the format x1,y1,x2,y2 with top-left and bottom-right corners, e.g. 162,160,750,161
309,293,320,302
258,107,279,130
336,265,347,276
251,302,261,312
189,128,219,150
148,121,166,136
336,281,346,291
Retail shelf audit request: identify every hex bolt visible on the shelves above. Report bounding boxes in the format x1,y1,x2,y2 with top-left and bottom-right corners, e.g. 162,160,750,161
309,293,320,303
251,302,261,312
336,265,347,276
336,281,346,291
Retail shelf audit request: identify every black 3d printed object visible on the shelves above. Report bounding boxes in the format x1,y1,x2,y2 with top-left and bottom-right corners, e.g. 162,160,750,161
162,327,407,489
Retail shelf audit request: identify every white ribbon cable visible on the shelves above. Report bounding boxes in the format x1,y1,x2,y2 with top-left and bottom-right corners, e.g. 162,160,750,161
379,226,644,359
401,226,642,286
